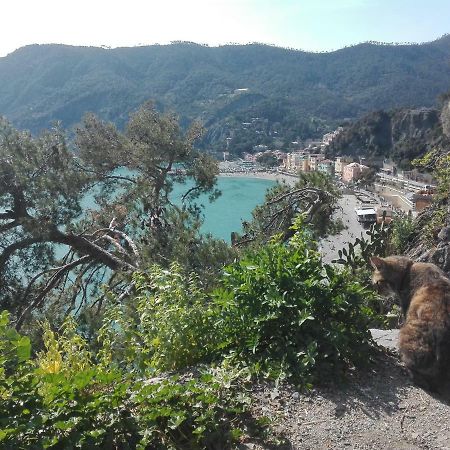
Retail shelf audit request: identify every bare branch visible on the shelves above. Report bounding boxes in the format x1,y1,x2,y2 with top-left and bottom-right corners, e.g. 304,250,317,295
15,255,92,330
233,187,332,247
72,159,137,184
0,238,44,273
0,220,19,233
265,187,325,206
109,229,141,264
0,211,15,220
181,185,202,203
48,226,138,271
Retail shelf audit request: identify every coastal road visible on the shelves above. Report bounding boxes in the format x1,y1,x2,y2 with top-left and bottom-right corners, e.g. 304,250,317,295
319,194,367,264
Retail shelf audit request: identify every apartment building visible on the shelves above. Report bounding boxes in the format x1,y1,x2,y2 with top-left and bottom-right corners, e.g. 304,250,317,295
335,156,354,177
342,162,369,183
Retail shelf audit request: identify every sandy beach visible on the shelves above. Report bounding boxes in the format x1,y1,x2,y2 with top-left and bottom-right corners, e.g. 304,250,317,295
219,170,298,186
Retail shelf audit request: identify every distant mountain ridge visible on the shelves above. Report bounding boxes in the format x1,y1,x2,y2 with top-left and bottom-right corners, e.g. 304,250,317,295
0,36,450,148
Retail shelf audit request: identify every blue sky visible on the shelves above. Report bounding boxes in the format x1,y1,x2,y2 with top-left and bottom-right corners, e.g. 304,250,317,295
0,0,449,56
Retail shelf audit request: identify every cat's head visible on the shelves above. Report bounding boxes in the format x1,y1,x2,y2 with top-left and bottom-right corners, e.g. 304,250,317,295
370,255,413,297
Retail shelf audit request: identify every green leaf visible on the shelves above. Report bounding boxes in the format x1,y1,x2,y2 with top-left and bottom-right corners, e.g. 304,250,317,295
16,336,31,361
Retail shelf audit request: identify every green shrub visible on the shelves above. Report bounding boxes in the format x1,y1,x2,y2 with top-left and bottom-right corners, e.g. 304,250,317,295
214,226,377,384
1,223,379,447
0,312,250,449
333,221,391,272
390,215,415,253
98,223,377,385
98,263,219,372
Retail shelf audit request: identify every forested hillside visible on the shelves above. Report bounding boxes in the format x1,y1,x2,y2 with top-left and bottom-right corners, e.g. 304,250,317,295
327,107,444,168
1,36,450,150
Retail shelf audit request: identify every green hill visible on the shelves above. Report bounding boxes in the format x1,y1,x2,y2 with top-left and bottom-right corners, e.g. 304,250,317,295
0,36,450,150
327,107,445,168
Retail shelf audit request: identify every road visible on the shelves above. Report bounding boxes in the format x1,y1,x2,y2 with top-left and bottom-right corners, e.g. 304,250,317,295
319,194,367,264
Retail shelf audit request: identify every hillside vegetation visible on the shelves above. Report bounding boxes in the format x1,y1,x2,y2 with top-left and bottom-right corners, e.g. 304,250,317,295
328,107,444,168
0,225,378,448
1,37,450,150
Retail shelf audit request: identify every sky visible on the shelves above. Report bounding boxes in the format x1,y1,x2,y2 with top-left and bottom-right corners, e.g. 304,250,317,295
0,0,449,57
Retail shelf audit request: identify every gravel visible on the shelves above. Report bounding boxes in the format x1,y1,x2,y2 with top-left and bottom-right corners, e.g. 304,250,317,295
243,331,450,449
320,194,368,264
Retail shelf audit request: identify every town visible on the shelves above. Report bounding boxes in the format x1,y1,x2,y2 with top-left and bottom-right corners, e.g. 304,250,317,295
219,126,436,224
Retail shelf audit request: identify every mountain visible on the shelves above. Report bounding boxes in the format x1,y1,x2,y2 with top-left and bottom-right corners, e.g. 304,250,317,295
0,36,450,150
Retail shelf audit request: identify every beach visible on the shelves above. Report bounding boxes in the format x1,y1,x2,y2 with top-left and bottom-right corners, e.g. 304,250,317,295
219,170,298,186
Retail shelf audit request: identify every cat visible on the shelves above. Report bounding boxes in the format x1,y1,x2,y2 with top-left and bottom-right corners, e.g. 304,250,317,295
370,255,450,393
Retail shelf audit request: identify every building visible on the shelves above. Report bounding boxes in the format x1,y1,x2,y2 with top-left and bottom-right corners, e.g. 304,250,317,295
381,159,397,176
412,191,434,212
308,154,325,172
285,152,308,172
342,162,369,183
298,156,310,172
317,159,335,176
243,152,257,162
322,127,343,146
335,156,353,177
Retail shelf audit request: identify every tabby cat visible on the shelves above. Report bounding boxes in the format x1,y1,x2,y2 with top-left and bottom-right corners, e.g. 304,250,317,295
370,255,450,392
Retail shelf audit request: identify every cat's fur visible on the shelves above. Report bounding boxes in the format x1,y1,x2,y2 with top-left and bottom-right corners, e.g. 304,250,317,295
370,255,450,392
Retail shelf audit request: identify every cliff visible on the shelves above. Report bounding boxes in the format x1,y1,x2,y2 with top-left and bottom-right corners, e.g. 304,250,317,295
328,107,443,168
405,97,450,271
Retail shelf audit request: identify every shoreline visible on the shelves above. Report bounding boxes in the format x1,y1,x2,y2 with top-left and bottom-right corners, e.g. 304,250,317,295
218,170,298,186
218,171,367,262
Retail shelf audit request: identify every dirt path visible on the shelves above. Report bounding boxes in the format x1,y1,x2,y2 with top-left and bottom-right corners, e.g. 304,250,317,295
247,331,450,449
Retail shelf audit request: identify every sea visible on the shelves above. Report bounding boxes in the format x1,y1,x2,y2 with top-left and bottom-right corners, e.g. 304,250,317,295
80,175,276,243
174,176,275,242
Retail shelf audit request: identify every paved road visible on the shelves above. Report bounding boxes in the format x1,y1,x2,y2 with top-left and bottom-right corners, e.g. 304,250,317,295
319,194,367,264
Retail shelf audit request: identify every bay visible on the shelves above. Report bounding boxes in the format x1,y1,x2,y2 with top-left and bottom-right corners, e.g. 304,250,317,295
79,174,276,243
172,176,276,242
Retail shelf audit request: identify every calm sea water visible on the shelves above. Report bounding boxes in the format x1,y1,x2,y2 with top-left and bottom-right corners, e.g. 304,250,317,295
81,176,275,243
173,176,275,242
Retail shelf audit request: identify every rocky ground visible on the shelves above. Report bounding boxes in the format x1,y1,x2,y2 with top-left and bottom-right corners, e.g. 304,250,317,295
245,330,450,450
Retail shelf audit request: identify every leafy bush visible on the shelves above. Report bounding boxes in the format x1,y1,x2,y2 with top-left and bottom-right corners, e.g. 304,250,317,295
1,224,379,447
0,312,250,449
389,215,415,253
98,222,377,385
332,222,396,321
215,226,377,384
332,221,391,272
98,263,220,372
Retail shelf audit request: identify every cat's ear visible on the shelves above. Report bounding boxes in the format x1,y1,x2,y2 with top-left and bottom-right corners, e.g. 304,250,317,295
370,256,385,270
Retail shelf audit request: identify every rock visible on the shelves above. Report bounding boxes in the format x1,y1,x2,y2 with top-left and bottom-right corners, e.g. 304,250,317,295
438,226,450,242
370,329,399,351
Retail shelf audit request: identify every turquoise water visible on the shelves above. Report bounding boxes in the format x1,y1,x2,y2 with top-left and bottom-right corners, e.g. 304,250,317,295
80,175,275,243
173,176,275,242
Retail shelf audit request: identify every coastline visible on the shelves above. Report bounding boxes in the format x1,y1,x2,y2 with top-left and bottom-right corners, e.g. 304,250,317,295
218,170,298,186
218,170,367,262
